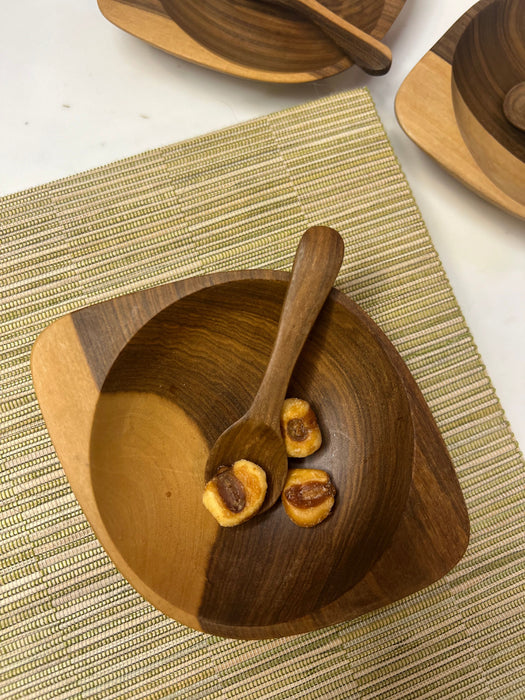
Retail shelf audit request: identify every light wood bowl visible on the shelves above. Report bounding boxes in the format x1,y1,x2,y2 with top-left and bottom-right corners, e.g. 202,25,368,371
97,0,405,82
396,0,525,219
452,0,525,206
31,270,469,639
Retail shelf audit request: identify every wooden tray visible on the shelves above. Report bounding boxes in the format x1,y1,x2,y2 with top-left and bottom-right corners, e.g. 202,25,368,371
395,0,525,220
31,270,469,639
97,0,405,83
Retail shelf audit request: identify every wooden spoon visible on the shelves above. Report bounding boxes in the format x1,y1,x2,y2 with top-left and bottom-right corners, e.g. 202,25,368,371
503,82,525,132
204,226,345,512
266,0,392,75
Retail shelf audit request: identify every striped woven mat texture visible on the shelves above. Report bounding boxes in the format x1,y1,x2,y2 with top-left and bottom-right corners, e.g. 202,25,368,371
1,89,524,699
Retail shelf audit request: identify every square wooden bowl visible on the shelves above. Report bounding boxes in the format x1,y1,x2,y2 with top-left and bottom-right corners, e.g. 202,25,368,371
31,269,469,639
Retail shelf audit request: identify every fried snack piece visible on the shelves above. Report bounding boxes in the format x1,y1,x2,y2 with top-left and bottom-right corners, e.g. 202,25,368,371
280,398,322,458
203,459,267,527
282,468,336,527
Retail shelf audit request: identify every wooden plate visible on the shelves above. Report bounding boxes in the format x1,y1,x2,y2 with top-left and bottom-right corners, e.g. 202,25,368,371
31,270,469,639
96,0,405,82
395,0,525,220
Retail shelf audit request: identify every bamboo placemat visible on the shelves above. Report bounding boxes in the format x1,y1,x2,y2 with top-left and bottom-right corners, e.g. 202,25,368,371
1,89,524,699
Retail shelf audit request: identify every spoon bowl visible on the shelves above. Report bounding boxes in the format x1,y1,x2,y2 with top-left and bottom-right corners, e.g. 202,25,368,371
205,419,288,512
204,226,344,511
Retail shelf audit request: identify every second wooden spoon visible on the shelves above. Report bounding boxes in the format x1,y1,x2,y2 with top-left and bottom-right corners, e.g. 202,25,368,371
266,0,392,75
204,226,345,512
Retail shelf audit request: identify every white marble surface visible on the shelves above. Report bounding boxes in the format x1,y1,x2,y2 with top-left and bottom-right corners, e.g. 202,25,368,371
1,0,523,451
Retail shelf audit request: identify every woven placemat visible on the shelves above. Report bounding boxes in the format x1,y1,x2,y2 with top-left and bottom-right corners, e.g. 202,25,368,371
1,89,523,699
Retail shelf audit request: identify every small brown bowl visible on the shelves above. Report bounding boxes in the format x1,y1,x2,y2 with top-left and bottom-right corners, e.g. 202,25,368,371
451,0,525,205
31,269,469,639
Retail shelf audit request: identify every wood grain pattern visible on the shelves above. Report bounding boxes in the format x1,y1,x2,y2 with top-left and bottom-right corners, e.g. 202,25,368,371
97,0,404,82
167,0,393,75
31,268,469,639
395,0,525,220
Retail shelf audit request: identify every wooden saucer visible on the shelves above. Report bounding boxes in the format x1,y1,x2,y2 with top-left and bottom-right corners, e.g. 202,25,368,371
31,269,469,639
97,0,405,82
395,0,525,220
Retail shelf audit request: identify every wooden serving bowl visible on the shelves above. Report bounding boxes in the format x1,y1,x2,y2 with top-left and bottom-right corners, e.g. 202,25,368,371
31,270,469,639
451,0,525,205
97,0,405,82
396,0,525,219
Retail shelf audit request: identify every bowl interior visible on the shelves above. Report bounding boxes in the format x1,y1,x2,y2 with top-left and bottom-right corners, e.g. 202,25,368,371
89,279,414,629
159,0,385,71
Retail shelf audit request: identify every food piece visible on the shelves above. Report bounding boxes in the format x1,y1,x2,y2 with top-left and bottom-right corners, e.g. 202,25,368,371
282,468,336,527
280,398,322,458
202,459,267,526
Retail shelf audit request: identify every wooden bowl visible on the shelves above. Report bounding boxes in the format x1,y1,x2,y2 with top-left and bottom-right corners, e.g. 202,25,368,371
97,0,405,82
395,0,525,220
31,270,469,639
451,0,525,205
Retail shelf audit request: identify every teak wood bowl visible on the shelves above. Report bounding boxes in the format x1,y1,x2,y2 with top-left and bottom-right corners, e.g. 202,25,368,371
451,0,525,206
396,0,525,220
31,269,469,639
96,0,405,83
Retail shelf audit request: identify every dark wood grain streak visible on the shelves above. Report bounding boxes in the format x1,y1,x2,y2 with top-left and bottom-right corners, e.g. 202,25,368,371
116,0,167,15
431,0,493,64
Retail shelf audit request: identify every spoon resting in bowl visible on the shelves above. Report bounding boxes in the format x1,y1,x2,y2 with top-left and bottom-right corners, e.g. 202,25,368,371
203,226,345,516
265,0,392,75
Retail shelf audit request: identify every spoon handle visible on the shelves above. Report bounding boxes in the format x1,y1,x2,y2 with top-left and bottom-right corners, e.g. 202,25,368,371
270,0,392,75
249,226,344,426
